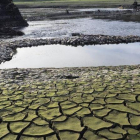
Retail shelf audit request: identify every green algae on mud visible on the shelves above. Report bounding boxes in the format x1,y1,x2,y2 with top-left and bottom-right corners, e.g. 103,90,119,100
0,65,140,139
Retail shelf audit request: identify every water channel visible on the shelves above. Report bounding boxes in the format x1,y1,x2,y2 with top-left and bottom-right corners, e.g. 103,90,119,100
5,18,140,41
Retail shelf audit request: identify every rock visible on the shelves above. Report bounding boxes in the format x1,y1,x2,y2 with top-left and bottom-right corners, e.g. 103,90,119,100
0,28,24,37
71,33,81,36
0,0,28,28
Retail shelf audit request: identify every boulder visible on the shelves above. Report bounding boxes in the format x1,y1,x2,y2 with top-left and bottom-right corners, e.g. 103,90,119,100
0,27,24,37
0,0,28,28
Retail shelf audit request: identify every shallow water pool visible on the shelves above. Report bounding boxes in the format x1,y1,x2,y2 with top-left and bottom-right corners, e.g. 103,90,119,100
0,43,140,69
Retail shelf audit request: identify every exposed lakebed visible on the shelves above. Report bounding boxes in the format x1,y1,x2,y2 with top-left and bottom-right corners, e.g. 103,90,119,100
0,43,140,69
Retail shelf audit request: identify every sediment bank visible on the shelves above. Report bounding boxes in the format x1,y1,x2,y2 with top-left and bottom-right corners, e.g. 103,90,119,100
20,8,138,22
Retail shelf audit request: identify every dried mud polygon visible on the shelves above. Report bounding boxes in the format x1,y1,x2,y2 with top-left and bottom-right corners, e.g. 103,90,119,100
0,65,140,139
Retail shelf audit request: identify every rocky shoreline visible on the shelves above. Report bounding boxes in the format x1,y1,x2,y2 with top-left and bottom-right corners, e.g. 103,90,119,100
0,34,140,64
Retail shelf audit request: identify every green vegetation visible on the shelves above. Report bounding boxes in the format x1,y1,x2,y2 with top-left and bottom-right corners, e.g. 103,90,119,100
13,0,140,8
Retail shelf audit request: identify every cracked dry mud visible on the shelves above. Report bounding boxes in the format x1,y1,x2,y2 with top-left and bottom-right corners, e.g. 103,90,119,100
0,65,140,140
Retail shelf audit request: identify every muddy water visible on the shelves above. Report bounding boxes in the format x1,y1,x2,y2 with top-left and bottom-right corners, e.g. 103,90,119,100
0,43,140,69
4,17,139,41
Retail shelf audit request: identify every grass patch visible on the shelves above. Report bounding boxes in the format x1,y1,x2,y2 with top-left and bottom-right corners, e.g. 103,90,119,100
13,0,140,8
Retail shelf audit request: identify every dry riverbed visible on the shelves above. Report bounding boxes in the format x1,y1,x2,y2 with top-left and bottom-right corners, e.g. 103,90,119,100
0,5,140,140
0,65,140,139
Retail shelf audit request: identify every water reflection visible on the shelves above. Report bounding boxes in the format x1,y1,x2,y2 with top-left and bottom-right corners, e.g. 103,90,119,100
0,43,140,69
